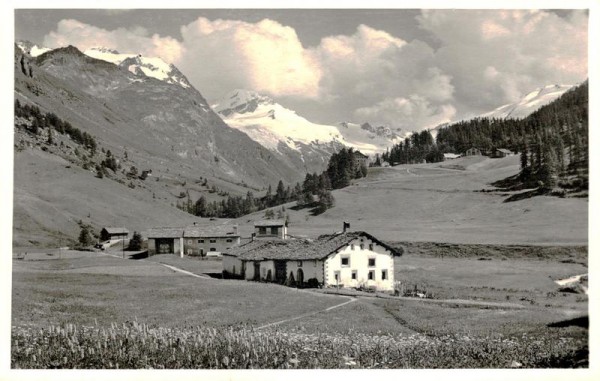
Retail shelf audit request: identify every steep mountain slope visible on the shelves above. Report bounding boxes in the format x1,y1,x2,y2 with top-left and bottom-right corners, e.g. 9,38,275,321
16,45,303,187
481,84,573,119
13,44,311,246
212,90,404,170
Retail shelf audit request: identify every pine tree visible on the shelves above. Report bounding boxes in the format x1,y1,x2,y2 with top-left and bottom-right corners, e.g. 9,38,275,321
128,231,143,251
78,226,92,247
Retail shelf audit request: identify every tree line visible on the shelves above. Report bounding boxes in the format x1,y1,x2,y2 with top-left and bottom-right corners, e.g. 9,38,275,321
381,130,444,165
15,99,98,154
178,147,368,218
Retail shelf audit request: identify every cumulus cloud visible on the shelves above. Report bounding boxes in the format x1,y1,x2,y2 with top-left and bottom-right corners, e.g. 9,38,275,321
417,9,588,113
41,10,587,131
178,18,321,99
43,19,183,63
355,96,456,130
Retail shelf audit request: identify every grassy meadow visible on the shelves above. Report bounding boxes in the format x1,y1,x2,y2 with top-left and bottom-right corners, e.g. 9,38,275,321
11,246,588,368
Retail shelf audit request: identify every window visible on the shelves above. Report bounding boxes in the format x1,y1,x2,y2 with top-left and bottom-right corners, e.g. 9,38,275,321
259,227,267,235
341,256,350,267
382,270,388,280
198,239,204,243
350,244,355,250
369,243,374,251
209,239,216,243
297,260,303,267
351,270,357,280
368,270,375,280
360,243,365,250
368,258,376,267
209,248,216,252
271,227,278,235
226,239,232,243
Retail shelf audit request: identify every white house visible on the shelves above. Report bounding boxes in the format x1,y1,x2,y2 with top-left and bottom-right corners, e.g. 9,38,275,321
222,231,401,292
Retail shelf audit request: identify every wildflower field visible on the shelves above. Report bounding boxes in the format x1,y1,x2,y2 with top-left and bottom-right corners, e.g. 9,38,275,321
11,322,587,369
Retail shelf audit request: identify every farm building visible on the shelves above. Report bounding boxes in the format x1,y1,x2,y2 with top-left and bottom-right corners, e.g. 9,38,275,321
353,150,369,167
254,219,287,240
183,224,240,256
465,147,482,156
146,227,185,256
146,224,240,257
100,227,129,242
491,148,514,158
222,231,400,292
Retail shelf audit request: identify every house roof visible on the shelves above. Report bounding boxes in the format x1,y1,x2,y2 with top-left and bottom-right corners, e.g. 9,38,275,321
354,151,369,158
183,224,239,238
145,227,183,239
496,148,512,154
224,231,401,261
254,219,286,227
102,227,129,235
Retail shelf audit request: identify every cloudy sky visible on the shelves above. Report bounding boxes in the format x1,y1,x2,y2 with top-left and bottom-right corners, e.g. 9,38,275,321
15,8,588,130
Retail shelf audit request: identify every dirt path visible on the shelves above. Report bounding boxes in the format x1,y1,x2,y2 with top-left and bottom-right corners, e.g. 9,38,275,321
159,263,213,279
256,296,357,330
317,289,527,309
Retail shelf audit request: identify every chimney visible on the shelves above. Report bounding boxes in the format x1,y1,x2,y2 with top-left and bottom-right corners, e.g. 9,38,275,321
232,225,238,234
251,233,256,242
343,222,350,233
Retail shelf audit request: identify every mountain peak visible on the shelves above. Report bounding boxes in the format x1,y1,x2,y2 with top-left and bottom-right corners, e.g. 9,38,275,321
481,84,574,120
16,40,51,57
212,89,275,117
83,47,191,89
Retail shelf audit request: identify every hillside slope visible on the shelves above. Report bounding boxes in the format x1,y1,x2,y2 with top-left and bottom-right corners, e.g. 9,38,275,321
234,156,587,245
12,45,313,246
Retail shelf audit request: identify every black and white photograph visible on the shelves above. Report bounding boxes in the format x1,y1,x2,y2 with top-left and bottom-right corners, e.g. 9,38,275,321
2,0,597,378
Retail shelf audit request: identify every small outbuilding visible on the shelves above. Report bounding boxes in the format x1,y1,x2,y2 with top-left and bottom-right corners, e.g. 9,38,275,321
100,227,129,243
353,151,369,167
443,153,461,160
254,219,287,240
491,148,513,158
223,231,401,292
465,147,482,156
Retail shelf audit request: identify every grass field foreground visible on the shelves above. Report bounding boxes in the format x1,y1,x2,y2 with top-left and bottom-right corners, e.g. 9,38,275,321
11,322,587,369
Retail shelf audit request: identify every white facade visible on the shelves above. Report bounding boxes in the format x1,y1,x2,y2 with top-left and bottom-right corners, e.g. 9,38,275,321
324,237,394,291
285,259,324,283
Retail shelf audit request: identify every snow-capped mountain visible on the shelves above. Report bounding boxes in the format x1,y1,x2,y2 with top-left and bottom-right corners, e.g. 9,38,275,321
83,47,192,89
481,84,573,119
16,40,51,57
16,42,192,89
337,121,406,153
212,89,403,164
15,44,306,190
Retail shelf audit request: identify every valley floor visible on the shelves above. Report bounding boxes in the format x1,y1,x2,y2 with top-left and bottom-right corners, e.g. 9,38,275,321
11,246,588,368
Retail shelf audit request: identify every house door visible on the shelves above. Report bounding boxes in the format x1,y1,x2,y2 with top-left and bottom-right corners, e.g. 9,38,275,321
274,261,287,283
254,262,260,280
297,269,304,285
